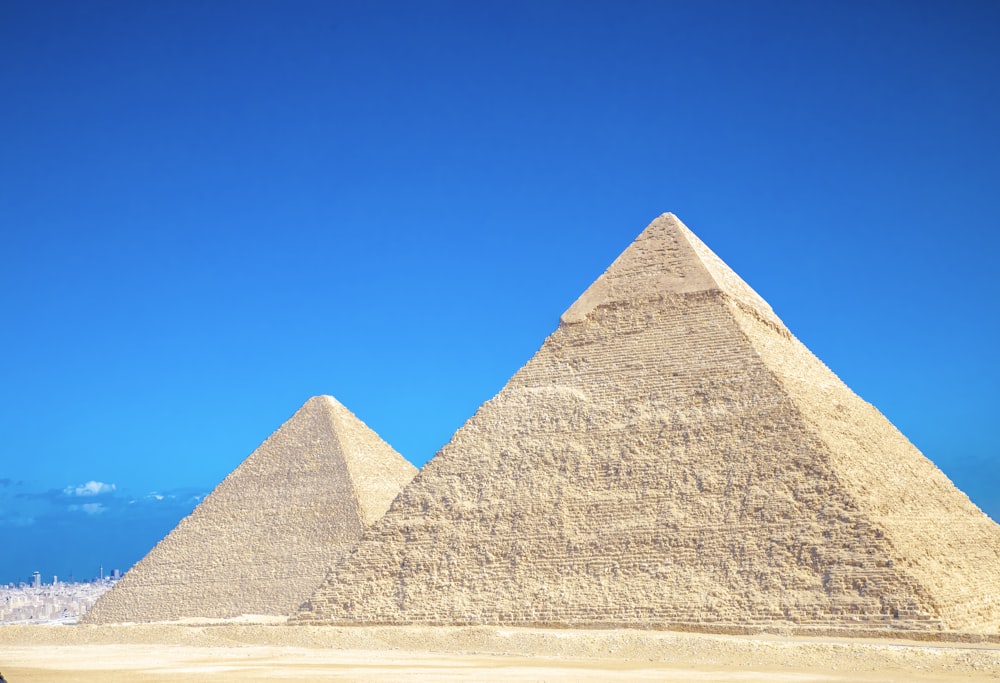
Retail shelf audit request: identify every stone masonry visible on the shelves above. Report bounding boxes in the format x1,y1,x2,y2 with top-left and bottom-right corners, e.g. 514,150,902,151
296,214,1000,634
83,395,416,623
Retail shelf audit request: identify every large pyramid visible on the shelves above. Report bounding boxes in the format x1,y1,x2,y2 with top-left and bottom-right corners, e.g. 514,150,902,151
83,395,416,623
296,214,1000,634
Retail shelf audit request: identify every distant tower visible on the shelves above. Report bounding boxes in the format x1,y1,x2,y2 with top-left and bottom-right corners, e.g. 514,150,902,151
111,568,121,580
53,575,58,585
99,564,104,581
32,571,41,588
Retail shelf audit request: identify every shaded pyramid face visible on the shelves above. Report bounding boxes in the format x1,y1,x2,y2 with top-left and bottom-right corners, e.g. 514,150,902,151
83,395,417,624
298,214,1000,634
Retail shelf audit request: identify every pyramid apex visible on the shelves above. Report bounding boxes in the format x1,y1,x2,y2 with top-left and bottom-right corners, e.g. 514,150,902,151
282,395,347,423
305,394,341,406
561,213,779,325
300,395,356,419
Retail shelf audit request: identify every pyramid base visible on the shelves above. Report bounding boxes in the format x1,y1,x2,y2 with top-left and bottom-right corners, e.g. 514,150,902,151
291,615,1000,643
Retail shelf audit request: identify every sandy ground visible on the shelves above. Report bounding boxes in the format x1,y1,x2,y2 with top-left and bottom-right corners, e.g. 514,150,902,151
1,623,998,682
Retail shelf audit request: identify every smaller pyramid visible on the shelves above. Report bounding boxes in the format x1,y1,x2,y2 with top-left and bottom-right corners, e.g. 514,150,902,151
82,395,416,623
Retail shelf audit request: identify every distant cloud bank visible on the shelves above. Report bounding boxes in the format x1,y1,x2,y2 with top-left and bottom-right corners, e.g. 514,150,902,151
2,480,204,528
0,479,207,584
69,502,108,515
64,481,116,497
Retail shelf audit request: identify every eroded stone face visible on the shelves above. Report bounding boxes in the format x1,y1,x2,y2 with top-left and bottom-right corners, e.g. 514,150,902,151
296,213,1000,634
82,396,416,624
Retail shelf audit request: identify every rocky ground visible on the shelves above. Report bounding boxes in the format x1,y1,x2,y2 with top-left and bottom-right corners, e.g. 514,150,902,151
0,622,998,681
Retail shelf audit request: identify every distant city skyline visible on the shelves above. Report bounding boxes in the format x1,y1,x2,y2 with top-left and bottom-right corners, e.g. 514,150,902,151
17,569,118,588
11,566,122,587
1,574,118,623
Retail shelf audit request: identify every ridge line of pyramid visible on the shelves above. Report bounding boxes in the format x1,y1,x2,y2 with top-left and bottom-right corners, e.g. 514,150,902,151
671,216,780,324
309,396,369,528
317,395,418,526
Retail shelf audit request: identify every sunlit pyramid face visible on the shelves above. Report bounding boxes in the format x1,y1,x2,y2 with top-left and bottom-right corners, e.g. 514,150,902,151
296,213,1000,635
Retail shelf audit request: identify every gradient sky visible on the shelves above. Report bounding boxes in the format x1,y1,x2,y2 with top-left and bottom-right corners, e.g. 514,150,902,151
1,0,998,585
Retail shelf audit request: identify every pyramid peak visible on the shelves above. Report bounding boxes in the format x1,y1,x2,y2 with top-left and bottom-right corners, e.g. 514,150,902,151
304,394,343,408
298,395,360,424
561,213,779,325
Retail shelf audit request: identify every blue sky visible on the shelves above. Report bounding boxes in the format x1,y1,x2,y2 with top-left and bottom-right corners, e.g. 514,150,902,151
1,0,997,585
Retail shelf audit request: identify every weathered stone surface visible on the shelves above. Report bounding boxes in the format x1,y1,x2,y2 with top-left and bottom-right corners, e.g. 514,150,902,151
83,396,416,623
296,214,1000,634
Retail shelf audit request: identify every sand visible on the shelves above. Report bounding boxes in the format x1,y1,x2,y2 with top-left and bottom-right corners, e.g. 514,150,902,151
1,623,998,682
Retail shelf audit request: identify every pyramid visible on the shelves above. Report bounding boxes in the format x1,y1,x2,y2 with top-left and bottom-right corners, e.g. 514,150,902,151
83,395,416,623
296,214,1000,634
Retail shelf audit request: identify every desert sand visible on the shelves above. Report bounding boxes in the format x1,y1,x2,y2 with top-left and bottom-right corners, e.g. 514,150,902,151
1,623,998,682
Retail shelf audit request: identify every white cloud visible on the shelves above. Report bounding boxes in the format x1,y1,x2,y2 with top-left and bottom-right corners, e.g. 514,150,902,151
1,513,36,527
64,481,116,497
68,502,107,515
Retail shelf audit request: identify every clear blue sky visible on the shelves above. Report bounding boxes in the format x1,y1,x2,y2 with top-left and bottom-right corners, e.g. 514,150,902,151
1,0,997,585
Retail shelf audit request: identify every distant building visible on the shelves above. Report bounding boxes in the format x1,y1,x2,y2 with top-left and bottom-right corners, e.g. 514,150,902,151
32,572,40,588
0,579,117,624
